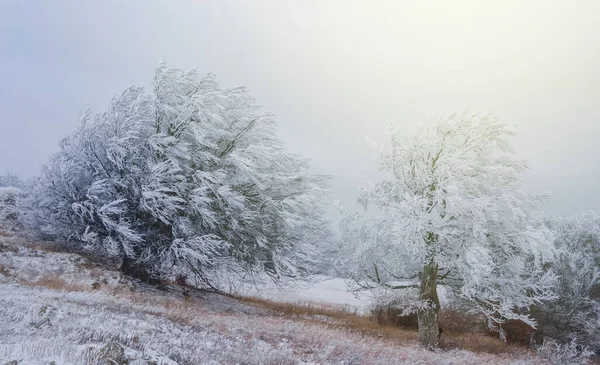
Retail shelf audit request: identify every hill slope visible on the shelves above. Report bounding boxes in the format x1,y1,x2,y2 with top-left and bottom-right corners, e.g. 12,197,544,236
0,233,546,365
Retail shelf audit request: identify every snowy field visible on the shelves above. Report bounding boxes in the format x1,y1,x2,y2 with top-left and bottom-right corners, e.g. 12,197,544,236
240,276,371,314
0,233,548,364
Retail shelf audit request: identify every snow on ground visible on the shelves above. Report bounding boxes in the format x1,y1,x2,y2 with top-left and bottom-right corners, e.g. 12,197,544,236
0,233,547,364
239,277,454,315
241,276,371,313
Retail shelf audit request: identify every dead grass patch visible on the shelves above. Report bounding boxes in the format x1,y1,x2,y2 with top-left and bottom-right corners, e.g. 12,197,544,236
105,286,212,322
19,240,121,271
12,271,536,356
236,295,419,344
236,296,534,355
441,333,509,354
18,273,90,293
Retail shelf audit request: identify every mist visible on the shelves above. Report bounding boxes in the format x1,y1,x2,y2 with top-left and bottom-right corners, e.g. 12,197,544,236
1,1,599,215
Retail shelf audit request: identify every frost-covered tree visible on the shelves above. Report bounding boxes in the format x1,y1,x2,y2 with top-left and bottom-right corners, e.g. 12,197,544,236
0,172,23,188
24,63,330,289
533,213,600,353
340,112,556,349
0,173,24,231
0,187,22,222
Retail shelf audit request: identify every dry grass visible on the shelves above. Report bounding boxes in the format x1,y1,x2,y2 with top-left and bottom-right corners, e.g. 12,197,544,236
11,270,538,358
1,235,539,358
371,305,490,335
235,295,420,344
18,272,91,293
235,296,538,355
112,288,210,317
442,333,511,354
14,271,215,330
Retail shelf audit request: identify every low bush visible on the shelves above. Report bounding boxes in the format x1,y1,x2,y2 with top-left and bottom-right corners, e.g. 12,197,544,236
536,338,593,365
0,187,22,222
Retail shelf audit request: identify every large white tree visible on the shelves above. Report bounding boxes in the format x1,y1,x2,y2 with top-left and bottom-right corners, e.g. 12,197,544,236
24,63,330,289
340,112,556,348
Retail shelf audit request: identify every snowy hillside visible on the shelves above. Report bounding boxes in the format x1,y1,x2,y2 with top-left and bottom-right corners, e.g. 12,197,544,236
0,232,551,365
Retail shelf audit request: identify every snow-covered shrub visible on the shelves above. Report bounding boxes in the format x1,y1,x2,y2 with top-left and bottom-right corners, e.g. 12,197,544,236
0,187,21,222
0,187,25,235
536,338,593,365
0,173,24,228
23,63,330,289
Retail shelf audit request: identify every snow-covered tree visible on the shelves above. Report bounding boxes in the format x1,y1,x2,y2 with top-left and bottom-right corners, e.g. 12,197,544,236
534,213,600,353
0,187,22,222
0,173,24,231
24,63,330,289
340,112,556,349
0,172,23,188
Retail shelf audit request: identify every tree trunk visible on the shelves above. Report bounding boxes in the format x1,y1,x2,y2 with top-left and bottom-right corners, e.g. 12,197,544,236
418,253,441,349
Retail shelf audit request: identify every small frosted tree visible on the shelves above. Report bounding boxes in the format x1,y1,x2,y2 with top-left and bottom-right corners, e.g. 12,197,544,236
340,112,556,348
0,172,23,188
0,173,24,232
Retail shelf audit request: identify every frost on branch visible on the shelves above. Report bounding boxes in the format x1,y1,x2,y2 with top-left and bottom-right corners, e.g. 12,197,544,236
339,112,557,347
23,63,330,289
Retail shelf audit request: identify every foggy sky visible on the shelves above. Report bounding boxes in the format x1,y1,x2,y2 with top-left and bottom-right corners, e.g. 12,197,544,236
1,1,599,216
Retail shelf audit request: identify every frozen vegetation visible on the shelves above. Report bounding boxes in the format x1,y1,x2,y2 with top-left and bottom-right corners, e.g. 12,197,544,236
0,233,551,365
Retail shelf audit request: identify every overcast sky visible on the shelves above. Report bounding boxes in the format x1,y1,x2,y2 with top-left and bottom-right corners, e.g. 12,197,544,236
1,1,599,216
